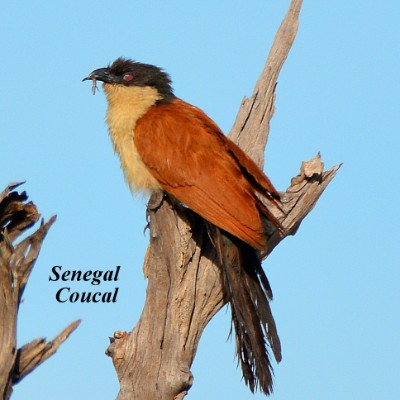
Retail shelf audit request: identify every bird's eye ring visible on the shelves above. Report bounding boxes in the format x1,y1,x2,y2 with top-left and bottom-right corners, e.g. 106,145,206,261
123,74,134,82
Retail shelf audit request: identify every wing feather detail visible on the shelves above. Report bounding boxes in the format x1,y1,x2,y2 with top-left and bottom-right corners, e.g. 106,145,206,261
134,99,278,251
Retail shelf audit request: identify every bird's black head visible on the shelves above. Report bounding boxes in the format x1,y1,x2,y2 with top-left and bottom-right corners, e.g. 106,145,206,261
83,57,174,102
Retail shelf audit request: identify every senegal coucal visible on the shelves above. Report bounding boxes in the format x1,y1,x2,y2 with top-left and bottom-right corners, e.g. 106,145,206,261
83,57,282,395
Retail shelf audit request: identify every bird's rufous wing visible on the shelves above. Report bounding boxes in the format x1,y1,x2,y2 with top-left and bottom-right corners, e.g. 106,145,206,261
134,99,276,250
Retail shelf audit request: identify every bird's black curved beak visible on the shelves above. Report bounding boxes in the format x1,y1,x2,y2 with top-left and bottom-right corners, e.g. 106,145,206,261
82,67,112,83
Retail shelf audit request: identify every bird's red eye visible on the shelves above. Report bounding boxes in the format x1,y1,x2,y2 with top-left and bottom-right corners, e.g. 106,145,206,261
123,74,134,81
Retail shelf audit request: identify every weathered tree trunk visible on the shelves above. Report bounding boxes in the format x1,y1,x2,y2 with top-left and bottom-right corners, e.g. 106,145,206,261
108,0,340,398
0,182,80,399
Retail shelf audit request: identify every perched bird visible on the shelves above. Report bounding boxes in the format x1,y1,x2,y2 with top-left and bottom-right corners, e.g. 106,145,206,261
83,58,282,395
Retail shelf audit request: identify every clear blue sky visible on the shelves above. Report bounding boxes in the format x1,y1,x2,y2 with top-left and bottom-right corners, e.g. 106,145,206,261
1,1,399,399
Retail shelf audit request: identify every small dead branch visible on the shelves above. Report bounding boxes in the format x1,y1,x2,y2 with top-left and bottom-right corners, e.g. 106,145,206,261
0,183,80,399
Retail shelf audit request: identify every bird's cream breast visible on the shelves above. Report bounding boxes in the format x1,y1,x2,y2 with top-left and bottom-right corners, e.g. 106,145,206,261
103,84,162,192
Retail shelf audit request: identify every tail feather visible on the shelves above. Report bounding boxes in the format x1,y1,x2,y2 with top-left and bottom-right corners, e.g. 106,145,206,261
211,226,281,395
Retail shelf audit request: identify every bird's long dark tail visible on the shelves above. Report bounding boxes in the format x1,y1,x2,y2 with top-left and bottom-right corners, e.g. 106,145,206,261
210,225,281,396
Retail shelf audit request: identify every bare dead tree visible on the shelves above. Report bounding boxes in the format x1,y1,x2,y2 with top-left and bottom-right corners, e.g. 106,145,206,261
0,182,80,400
107,0,340,399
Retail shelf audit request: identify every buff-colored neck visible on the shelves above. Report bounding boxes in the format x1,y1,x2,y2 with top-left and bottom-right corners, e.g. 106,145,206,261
103,83,162,192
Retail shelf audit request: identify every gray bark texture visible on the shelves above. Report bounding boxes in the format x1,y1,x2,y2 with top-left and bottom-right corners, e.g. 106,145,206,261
108,0,340,398
0,182,80,399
